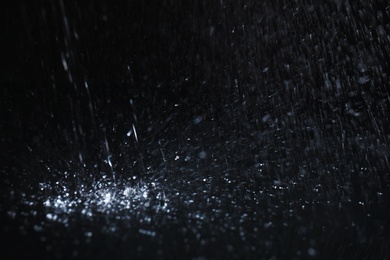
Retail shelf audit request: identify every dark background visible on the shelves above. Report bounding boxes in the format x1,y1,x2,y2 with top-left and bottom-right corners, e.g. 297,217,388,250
1,0,390,259
2,0,390,177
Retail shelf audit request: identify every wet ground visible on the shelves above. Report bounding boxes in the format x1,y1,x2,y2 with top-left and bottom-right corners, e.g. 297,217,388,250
1,1,390,259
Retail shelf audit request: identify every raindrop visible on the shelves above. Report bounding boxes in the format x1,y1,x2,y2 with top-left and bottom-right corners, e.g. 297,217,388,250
198,151,207,159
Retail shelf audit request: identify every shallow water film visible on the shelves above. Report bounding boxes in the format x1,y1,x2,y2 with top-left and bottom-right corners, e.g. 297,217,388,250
1,0,390,259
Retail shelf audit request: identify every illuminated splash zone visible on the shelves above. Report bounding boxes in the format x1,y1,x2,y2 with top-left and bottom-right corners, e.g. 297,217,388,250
39,171,171,233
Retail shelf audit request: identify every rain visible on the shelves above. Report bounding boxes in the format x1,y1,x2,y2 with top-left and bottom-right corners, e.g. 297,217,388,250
1,0,390,259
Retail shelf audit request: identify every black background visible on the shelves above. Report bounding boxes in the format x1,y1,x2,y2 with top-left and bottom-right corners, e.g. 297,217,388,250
1,0,390,259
